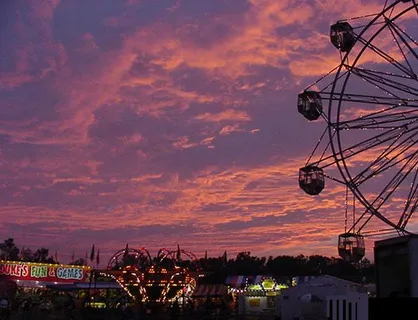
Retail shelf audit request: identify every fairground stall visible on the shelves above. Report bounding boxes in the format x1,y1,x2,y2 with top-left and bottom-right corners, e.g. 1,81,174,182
0,260,91,288
0,260,90,288
0,259,91,309
233,276,288,317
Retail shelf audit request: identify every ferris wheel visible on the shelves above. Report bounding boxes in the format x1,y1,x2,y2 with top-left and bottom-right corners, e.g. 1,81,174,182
298,0,418,262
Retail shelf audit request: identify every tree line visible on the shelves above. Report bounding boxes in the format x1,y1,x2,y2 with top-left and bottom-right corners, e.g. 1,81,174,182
0,238,376,283
0,238,87,265
203,251,374,283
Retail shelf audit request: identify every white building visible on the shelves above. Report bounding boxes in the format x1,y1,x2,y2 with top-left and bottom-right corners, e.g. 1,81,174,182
327,292,368,320
278,275,368,320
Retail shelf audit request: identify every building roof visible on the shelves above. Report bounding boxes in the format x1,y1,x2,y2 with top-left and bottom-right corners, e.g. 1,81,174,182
46,281,122,291
191,284,228,298
283,275,367,292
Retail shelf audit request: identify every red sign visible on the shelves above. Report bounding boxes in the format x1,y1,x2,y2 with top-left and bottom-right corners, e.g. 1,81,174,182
0,260,91,283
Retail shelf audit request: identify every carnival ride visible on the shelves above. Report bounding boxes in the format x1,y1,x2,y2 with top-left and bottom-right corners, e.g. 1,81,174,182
298,0,418,262
98,245,198,302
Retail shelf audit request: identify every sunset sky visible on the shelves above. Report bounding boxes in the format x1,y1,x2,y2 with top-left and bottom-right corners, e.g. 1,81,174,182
1,0,417,266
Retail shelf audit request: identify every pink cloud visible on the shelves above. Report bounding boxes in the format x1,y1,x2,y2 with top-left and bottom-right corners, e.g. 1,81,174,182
195,110,251,122
1,0,415,264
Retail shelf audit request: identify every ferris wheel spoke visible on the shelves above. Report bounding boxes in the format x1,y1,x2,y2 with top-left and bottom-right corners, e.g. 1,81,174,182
305,127,333,166
356,35,415,78
410,0,418,18
348,67,415,80
348,211,374,234
322,91,417,106
398,167,418,229
367,150,418,214
324,174,346,184
305,128,345,172
351,205,397,234
353,151,418,232
351,126,418,186
386,20,418,74
337,107,418,130
348,66,418,97
309,151,345,176
334,126,407,162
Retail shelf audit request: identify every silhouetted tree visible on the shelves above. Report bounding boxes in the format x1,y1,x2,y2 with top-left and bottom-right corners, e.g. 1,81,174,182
20,248,34,262
202,257,226,273
230,252,266,275
33,248,54,263
306,255,331,275
0,238,19,260
357,257,375,283
73,258,87,266
265,255,303,276
327,258,361,282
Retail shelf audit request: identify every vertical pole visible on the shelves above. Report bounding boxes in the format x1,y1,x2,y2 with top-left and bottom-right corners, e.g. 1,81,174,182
344,186,348,233
182,290,185,314
353,193,356,233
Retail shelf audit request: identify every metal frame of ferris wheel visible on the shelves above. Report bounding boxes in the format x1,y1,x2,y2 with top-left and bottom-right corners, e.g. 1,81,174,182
298,0,418,261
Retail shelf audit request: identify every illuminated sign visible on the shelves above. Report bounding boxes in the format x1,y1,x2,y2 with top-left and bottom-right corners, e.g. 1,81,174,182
248,298,261,307
0,260,90,283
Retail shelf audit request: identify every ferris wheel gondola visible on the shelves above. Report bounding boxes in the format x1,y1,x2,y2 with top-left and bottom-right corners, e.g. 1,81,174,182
298,0,418,262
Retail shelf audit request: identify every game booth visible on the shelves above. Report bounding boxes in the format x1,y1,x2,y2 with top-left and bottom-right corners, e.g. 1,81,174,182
232,276,288,316
0,260,91,287
0,260,91,309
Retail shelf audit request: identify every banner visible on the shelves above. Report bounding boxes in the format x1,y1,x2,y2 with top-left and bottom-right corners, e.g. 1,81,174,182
0,260,91,283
